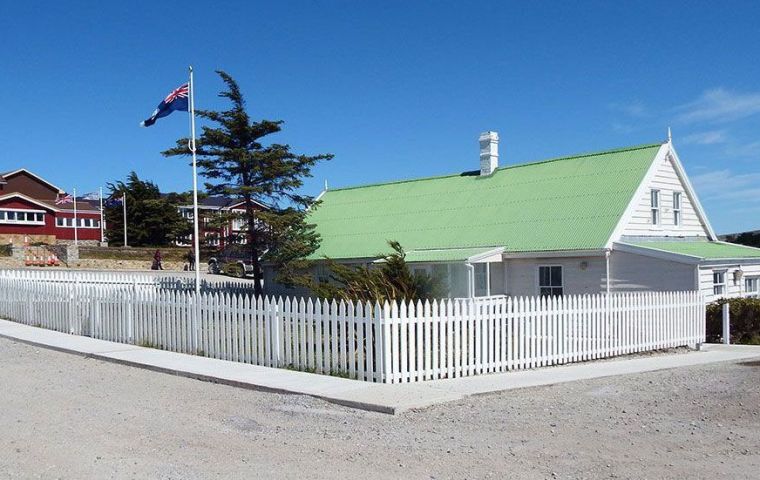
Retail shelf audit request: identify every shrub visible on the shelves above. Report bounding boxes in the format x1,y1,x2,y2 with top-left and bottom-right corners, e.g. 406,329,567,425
0,244,12,257
706,297,760,344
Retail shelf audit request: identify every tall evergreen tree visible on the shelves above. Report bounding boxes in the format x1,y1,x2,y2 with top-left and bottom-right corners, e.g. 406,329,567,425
163,71,332,295
105,172,190,247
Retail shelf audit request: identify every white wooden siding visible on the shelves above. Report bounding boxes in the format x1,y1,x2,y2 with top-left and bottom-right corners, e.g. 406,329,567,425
609,250,695,292
698,263,760,302
505,257,607,296
621,155,709,238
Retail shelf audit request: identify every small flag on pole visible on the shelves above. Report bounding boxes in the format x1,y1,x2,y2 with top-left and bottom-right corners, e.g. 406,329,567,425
104,196,124,207
55,194,74,205
140,83,190,127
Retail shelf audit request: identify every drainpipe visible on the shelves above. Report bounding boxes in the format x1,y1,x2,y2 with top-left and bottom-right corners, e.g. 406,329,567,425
605,249,611,295
465,262,475,298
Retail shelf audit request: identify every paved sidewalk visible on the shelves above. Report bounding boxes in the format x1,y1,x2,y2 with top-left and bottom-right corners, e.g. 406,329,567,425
1,318,759,414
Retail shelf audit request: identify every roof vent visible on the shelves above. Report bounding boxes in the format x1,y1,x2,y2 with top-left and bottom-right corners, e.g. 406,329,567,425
479,131,499,176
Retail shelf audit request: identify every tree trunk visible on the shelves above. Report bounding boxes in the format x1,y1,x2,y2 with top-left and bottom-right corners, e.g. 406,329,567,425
244,196,263,297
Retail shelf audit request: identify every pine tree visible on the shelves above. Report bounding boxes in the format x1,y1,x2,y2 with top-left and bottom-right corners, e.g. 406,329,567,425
105,172,191,246
163,71,332,295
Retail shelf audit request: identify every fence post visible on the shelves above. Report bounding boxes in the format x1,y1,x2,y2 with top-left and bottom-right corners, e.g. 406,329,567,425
722,302,730,345
68,276,76,334
192,291,200,354
272,298,282,367
127,278,136,344
372,301,385,383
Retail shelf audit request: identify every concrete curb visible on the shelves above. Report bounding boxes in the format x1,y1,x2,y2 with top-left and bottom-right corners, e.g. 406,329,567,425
2,319,760,415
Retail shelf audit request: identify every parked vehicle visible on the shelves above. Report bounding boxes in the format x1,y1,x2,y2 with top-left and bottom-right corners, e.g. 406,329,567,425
207,245,254,278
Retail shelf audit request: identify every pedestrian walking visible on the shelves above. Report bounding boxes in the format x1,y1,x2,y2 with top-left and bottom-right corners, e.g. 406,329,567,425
186,248,195,271
152,249,163,270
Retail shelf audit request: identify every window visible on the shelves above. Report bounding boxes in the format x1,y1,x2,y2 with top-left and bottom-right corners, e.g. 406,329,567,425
672,192,682,226
314,263,330,283
650,189,660,225
746,277,760,297
713,271,726,296
0,209,45,225
474,263,488,297
539,266,563,296
232,217,246,231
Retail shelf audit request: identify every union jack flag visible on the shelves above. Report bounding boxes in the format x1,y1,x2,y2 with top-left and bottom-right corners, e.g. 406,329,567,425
55,194,74,205
164,84,189,103
141,82,190,127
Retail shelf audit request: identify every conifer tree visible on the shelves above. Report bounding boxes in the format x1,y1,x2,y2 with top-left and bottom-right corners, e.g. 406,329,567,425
163,71,332,295
105,172,190,247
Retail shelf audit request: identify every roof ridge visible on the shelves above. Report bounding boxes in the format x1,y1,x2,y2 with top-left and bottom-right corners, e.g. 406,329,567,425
328,141,664,193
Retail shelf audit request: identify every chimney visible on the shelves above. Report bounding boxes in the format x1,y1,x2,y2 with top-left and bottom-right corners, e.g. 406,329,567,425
479,131,499,176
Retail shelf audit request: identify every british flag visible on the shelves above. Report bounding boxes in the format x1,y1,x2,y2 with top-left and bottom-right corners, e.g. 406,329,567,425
141,83,190,127
55,194,74,205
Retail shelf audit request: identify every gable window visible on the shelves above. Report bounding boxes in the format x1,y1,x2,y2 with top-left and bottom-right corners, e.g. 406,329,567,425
713,270,726,296
650,189,660,225
746,277,759,297
538,266,563,296
673,192,682,226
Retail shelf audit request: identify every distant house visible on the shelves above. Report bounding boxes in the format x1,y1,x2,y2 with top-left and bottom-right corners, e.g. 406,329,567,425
0,169,102,245
176,196,267,249
265,132,760,301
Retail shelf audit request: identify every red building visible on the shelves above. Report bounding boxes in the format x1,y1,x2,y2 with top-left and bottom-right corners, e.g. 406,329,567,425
177,196,266,249
0,169,102,245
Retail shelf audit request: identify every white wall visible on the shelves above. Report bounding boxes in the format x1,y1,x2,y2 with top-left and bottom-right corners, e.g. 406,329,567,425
621,154,709,238
698,263,760,302
609,250,696,293
505,256,607,296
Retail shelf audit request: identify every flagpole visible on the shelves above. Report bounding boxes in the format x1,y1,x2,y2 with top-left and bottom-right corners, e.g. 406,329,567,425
99,187,104,244
73,188,78,246
189,66,201,297
122,192,128,247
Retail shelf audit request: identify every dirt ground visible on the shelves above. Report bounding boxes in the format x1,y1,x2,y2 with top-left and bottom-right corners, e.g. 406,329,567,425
0,338,758,480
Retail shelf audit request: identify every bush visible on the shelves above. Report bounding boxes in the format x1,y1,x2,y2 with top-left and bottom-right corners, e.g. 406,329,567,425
0,244,12,257
706,297,760,344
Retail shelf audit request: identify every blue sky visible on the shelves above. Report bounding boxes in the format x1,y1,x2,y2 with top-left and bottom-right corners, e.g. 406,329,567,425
2,1,759,234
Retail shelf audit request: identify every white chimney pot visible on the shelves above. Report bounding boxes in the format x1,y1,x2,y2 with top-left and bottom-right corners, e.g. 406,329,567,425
479,131,499,176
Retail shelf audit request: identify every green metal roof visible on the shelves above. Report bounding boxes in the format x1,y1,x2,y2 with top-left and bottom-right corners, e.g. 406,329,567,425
627,241,760,260
401,247,502,263
308,143,663,260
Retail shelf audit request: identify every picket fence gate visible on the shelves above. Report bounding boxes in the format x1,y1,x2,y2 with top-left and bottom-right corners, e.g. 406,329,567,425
0,269,706,384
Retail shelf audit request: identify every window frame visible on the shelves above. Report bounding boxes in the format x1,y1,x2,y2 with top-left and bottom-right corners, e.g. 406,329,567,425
0,208,46,226
537,265,564,297
55,216,100,228
745,277,760,297
650,189,660,226
672,192,682,226
713,270,727,296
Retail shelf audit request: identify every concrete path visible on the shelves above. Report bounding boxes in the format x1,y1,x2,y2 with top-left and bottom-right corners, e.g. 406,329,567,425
1,318,759,414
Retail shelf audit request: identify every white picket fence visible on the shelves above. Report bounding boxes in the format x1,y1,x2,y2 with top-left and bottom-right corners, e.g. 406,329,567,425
0,269,706,384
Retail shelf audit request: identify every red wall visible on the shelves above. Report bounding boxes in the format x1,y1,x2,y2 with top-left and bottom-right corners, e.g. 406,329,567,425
0,197,101,241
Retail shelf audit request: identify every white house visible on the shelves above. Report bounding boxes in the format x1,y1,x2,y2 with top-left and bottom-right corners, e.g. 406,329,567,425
264,132,760,302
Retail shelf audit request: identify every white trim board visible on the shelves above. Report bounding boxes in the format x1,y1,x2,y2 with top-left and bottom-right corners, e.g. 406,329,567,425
613,241,701,264
0,192,60,212
605,143,669,248
501,249,606,259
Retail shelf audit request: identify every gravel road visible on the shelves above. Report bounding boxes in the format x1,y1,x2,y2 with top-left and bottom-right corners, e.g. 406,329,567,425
1,337,758,479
